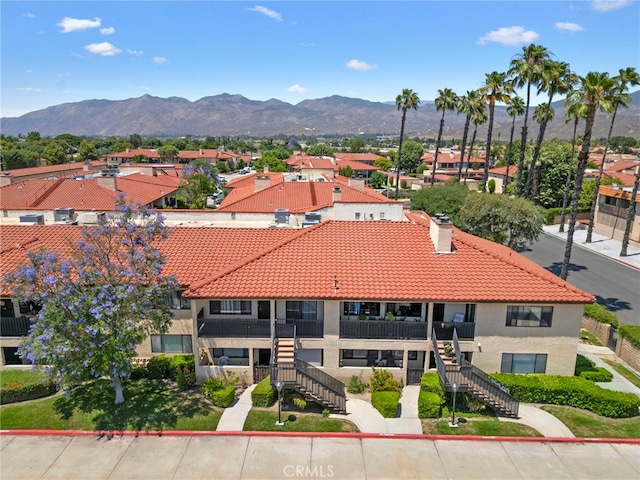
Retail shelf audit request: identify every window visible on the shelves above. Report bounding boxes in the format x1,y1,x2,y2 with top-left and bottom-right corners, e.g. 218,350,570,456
386,303,422,318
379,212,385,220
501,353,547,373
151,335,193,353
506,306,553,327
343,302,380,317
19,301,42,315
169,290,190,310
355,212,361,220
210,300,251,315
286,301,317,320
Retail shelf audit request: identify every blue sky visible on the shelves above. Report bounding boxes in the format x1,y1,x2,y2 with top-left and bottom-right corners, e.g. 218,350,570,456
1,1,638,118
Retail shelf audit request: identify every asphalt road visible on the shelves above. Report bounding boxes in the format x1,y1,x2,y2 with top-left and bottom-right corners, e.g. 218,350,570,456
520,233,640,326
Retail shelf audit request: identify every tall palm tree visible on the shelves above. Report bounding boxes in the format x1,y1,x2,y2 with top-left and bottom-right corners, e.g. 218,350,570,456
432,88,459,185
394,89,420,200
463,94,488,183
479,72,512,193
585,67,639,243
560,72,616,280
524,60,577,199
620,164,640,257
508,44,550,197
504,94,525,194
456,90,476,181
558,100,588,232
529,103,555,200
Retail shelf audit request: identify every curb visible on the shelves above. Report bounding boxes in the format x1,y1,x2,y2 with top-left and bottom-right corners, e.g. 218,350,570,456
3,429,640,445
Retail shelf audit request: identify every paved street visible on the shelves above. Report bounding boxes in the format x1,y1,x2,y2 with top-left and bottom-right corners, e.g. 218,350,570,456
520,232,640,325
1,434,639,480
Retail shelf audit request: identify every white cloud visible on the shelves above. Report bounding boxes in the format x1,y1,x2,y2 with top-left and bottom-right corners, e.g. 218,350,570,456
16,87,43,93
24,12,35,19
128,49,144,55
26,69,33,74
346,59,377,71
100,27,115,35
476,26,539,46
592,0,633,11
555,22,584,33
288,84,308,94
84,42,122,56
57,17,101,33
248,6,282,22
153,57,167,64
299,43,314,47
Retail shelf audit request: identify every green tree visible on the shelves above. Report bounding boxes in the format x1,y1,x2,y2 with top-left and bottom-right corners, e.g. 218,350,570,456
179,161,219,209
399,140,424,173
255,153,287,172
620,164,640,256
77,140,99,162
456,90,481,181
6,200,177,404
129,134,142,148
463,94,488,183
26,131,41,143
216,161,229,173
374,157,393,172
410,179,469,225
306,144,334,157
349,137,366,153
395,88,421,200
368,171,386,188
432,88,459,185
508,43,550,197
157,145,179,163
529,103,556,200
504,95,525,193
43,142,68,165
131,154,148,163
339,165,354,178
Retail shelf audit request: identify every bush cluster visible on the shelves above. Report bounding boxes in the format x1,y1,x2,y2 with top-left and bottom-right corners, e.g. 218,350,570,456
201,377,237,407
143,355,195,390
584,303,619,326
251,375,275,407
0,369,57,405
574,354,613,382
619,325,640,349
540,207,562,225
369,367,402,393
347,375,366,394
417,373,445,419
146,355,171,379
492,373,640,418
371,391,400,418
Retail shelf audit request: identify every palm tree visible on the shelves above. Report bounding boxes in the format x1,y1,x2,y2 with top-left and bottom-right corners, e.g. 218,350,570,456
585,67,639,243
479,72,512,193
463,93,488,183
524,60,577,199
528,103,555,200
456,90,476,181
504,94,525,194
558,100,588,232
620,165,640,257
560,72,616,280
432,88,459,185
394,89,420,200
508,44,550,197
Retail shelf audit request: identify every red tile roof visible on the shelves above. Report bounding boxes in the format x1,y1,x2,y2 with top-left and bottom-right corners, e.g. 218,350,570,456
335,159,379,171
334,153,383,164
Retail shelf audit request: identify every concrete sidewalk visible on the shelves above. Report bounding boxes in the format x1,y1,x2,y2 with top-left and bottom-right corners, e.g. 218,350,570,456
215,384,255,431
578,344,640,396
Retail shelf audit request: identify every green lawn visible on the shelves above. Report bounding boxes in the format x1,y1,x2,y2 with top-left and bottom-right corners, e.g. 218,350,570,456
601,358,640,389
244,409,358,432
540,405,640,438
579,329,603,346
422,417,541,436
0,378,221,432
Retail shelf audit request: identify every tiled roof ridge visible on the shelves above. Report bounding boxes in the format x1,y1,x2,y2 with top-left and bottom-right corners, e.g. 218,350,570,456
30,178,65,207
0,235,41,255
185,222,327,295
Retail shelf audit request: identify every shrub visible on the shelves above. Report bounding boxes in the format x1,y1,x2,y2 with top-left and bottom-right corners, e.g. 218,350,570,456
293,396,307,410
619,325,640,349
0,369,57,404
130,366,147,380
370,367,401,393
420,373,445,399
488,179,496,194
169,355,195,380
372,391,400,418
209,385,236,408
347,375,366,394
201,376,224,396
574,354,595,374
146,355,171,379
175,365,196,391
579,368,613,383
322,408,330,418
492,373,640,418
251,375,275,407
541,207,562,225
418,390,442,418
584,303,619,326
400,179,408,189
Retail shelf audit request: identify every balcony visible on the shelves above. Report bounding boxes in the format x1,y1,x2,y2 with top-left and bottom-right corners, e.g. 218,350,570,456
340,319,428,340
432,321,476,340
275,319,324,338
0,316,31,337
197,318,270,338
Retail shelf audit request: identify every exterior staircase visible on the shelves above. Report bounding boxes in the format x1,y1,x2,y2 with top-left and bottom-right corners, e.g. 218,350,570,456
271,325,346,414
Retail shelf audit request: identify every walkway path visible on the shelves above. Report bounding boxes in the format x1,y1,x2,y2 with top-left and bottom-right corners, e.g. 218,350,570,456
215,384,255,431
578,344,640,396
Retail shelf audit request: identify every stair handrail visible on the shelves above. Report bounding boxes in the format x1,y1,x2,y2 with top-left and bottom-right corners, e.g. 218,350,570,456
460,357,511,394
431,329,448,385
294,358,345,398
460,358,519,417
452,328,462,365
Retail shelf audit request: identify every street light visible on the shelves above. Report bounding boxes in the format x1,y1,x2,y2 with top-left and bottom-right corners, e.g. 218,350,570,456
449,382,459,428
275,380,285,426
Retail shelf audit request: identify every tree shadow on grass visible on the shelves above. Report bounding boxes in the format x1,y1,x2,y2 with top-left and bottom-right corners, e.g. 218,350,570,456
53,378,210,433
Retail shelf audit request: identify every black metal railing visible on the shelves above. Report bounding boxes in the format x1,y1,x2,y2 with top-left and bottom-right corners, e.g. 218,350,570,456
432,321,475,340
275,319,323,338
340,320,428,339
197,318,270,337
0,316,31,337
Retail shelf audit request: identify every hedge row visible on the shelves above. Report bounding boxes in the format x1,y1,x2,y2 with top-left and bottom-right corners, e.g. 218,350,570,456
492,373,639,418
210,385,236,408
371,391,400,418
574,354,613,382
0,369,57,405
418,391,443,418
251,375,275,407
619,325,640,349
584,303,619,326
420,373,444,396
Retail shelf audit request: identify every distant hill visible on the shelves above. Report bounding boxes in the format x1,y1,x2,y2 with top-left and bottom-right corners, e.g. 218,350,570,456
1,91,638,139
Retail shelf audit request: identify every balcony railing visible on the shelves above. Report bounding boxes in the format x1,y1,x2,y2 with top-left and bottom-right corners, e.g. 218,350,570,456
340,319,428,339
432,321,475,340
197,318,270,338
0,316,31,337
275,319,323,338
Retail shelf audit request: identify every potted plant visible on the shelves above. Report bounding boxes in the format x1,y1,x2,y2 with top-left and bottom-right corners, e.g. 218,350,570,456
385,312,394,321
443,342,454,357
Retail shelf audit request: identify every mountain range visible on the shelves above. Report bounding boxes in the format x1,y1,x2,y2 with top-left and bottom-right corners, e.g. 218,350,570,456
1,91,639,140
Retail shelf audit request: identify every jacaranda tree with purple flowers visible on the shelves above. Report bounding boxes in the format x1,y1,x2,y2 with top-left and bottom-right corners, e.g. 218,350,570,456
6,198,177,404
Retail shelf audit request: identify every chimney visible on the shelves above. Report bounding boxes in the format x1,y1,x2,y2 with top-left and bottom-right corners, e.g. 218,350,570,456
126,148,130,153
97,173,118,191
83,163,90,172
263,165,269,173
430,214,453,253
199,149,204,155
0,173,13,186
348,177,365,191
332,186,342,202
255,175,271,192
